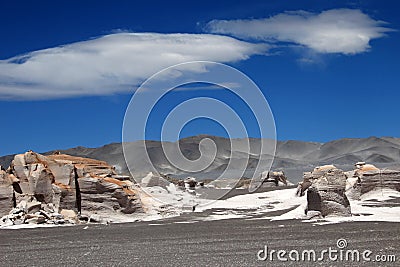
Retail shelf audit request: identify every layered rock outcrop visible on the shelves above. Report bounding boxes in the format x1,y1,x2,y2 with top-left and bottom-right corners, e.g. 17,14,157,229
359,170,400,194
297,165,351,217
297,162,400,218
351,162,400,196
0,151,142,226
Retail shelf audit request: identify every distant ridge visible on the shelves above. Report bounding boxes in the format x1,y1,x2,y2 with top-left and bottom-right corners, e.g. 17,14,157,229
1,136,399,183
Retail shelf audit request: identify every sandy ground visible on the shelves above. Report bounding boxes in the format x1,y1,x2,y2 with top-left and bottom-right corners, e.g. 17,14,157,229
0,216,399,266
1,187,399,266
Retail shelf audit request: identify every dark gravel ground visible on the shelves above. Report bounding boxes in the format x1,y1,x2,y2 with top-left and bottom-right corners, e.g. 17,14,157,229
0,216,399,267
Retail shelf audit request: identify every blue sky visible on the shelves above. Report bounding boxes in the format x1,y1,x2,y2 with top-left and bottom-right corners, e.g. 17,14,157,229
0,0,399,156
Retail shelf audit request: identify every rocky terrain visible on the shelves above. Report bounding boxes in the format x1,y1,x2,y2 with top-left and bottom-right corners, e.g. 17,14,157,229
2,136,399,183
294,162,400,219
0,151,143,227
1,137,400,228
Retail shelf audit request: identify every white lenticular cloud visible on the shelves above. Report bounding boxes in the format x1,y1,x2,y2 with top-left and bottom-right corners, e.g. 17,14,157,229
206,9,393,54
0,33,268,100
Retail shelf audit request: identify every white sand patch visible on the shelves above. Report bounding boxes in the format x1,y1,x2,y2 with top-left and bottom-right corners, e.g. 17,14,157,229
271,201,307,221
0,223,69,230
3,186,399,228
200,213,249,221
360,188,400,201
174,221,198,224
195,187,400,224
196,188,301,212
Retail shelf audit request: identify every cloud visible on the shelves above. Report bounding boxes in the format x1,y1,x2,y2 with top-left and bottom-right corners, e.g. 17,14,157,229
172,82,241,91
206,9,393,54
0,33,268,100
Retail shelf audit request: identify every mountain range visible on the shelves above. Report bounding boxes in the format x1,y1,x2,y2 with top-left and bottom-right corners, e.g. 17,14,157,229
1,136,399,183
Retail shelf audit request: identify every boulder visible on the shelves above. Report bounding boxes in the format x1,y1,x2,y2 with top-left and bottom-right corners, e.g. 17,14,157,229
249,171,291,191
26,201,42,214
296,172,313,197
300,165,351,217
259,171,288,187
60,209,77,220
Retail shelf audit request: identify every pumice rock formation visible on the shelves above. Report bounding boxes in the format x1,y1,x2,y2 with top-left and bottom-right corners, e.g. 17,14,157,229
297,165,351,217
297,162,400,218
0,151,142,227
350,162,400,197
248,171,291,191
259,171,289,187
